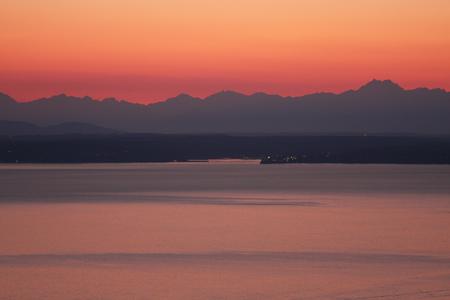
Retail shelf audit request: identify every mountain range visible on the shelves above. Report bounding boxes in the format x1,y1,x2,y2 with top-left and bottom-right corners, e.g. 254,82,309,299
1,79,449,135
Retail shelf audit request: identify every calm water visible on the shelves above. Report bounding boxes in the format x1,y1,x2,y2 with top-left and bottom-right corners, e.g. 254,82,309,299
0,162,450,299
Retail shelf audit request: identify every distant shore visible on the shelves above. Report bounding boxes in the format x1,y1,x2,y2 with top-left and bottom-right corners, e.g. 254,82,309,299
1,134,450,164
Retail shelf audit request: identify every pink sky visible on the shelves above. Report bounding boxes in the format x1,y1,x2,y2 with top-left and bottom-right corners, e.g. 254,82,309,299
1,0,449,103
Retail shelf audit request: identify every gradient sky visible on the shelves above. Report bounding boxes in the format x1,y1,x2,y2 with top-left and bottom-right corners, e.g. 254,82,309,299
1,0,449,103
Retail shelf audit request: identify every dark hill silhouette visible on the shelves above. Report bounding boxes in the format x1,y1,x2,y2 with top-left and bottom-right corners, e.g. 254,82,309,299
1,79,449,134
0,121,40,135
0,120,118,136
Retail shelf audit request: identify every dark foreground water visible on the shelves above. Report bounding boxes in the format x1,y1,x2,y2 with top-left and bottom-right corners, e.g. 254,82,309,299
1,162,449,299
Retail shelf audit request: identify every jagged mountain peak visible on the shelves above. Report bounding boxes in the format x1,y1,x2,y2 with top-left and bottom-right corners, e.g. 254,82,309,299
206,90,246,100
358,79,404,93
166,93,199,103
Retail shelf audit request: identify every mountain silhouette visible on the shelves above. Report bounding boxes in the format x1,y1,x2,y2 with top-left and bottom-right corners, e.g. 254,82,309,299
0,92,16,105
0,80,449,134
357,79,404,94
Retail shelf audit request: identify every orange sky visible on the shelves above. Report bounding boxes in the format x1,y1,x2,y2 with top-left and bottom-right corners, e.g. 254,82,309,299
1,0,449,103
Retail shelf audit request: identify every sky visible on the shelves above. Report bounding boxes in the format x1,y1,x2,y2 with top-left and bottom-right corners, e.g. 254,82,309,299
1,0,449,103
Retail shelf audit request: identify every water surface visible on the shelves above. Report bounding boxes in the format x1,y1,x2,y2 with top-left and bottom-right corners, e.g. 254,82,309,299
1,162,449,299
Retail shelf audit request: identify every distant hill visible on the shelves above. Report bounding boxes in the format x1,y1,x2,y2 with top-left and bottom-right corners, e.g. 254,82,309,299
0,120,118,136
1,80,449,134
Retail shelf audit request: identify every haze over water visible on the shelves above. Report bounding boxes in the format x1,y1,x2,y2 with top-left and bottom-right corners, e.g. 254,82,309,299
1,162,450,299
